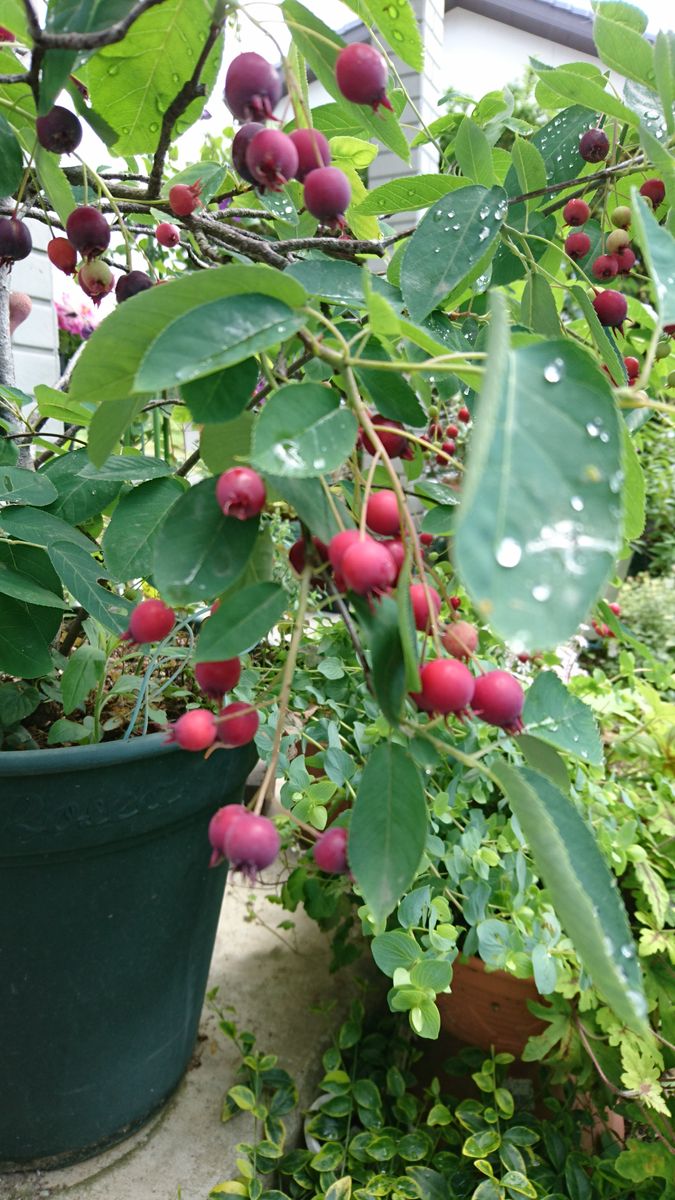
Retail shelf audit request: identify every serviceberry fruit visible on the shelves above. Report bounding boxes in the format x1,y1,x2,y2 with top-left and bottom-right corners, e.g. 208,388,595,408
224,811,280,879
655,340,671,360
216,467,266,520
366,489,400,536
156,221,180,247
563,198,590,226
472,670,524,732
290,127,331,181
224,52,281,121
611,206,631,228
579,127,609,163
341,536,397,595
208,803,247,867
335,43,392,111
313,826,349,874
450,595,462,610
411,658,475,716
169,708,217,752
446,423,458,438
66,206,110,258
328,529,361,576
565,231,591,260
606,228,630,255
442,439,456,456
0,25,15,40
457,406,471,423
0,217,32,264
9,291,31,334
303,166,351,228
245,128,298,191
592,289,627,330
409,582,441,631
231,121,265,184
168,181,201,217
615,246,636,274
123,598,175,644
78,259,114,305
384,538,406,579
441,620,478,660
419,533,434,547
639,178,665,208
360,414,411,458
115,270,153,303
217,701,259,748
47,236,77,275
608,601,621,615
591,253,619,281
195,658,241,699
624,356,639,380
36,105,82,154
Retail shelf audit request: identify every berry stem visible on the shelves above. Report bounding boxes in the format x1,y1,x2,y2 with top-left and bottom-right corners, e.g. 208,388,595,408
359,447,381,537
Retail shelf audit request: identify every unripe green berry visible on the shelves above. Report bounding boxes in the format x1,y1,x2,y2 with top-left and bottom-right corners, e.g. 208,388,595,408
667,371,675,388
655,340,671,360
611,206,631,229
428,404,439,420
606,228,630,254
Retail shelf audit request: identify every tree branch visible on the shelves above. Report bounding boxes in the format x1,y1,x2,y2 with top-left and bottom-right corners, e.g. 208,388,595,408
25,0,166,50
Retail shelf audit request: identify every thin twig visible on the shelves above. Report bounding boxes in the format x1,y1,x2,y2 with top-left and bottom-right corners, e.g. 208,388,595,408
25,0,166,50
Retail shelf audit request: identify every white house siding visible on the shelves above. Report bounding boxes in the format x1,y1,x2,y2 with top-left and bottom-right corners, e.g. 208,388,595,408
11,218,59,395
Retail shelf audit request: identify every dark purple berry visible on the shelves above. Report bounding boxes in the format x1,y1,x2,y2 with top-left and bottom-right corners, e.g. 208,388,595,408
579,128,609,163
245,128,299,191
335,43,392,112
303,166,351,228
231,121,265,184
289,128,331,182
592,289,627,330
66,206,110,258
36,105,82,154
224,53,281,121
116,270,153,303
0,217,32,264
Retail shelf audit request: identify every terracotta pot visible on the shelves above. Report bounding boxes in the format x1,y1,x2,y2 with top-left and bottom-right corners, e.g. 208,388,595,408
437,956,547,1056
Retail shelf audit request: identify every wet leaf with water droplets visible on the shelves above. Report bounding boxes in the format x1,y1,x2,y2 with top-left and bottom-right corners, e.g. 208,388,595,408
631,190,675,328
523,671,603,765
251,382,357,478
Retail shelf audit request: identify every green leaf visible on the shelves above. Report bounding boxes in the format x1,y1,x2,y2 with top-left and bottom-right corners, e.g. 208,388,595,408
79,455,172,482
593,3,655,88
630,190,675,329
251,382,357,478
41,448,122,524
200,413,253,474
462,1130,501,1157
505,106,599,197
34,384,93,426
633,860,669,929
34,147,75,225
410,960,452,992
492,761,648,1032
87,396,146,467
0,682,40,727
371,929,421,976
0,112,23,197
325,1179,352,1200
471,1183,502,1200
356,174,465,216
533,63,636,125
61,644,106,715
181,359,258,424
396,553,421,693
262,475,347,544
455,117,496,186
71,264,306,412
47,541,132,634
102,477,184,580
287,258,400,311
282,0,410,162
401,185,507,322
195,583,287,660
421,506,456,535
135,295,304,393
84,0,222,154
520,273,560,337
47,717,94,746
0,544,65,677
0,466,58,507
369,595,407,725
0,560,67,608
522,671,603,765
350,743,427,923
359,0,423,70
621,423,645,543
454,297,622,652
500,1169,537,1198
0,505,96,553
510,135,547,205
354,340,426,427
653,31,675,136
161,160,227,205
152,478,258,605
518,735,569,794
410,1000,440,1040
406,1167,449,1200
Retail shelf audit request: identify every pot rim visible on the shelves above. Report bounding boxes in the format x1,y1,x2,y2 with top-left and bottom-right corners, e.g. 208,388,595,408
0,730,177,777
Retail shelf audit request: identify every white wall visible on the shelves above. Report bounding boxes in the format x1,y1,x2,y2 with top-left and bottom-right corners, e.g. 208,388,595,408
11,218,59,394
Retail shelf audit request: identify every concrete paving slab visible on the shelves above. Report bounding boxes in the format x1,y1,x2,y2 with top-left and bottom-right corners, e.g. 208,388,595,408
0,868,371,1200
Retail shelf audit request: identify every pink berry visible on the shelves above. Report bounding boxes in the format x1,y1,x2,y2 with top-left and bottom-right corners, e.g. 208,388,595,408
341,537,397,595
115,270,153,303
366,489,400,536
156,221,180,247
441,439,456,456
78,259,114,305
441,620,478,660
579,128,609,163
208,804,248,867
411,658,475,716
384,538,406,579
66,206,110,258
290,127,331,181
9,292,32,335
591,254,618,280
0,217,32,265
639,178,665,208
563,198,590,226
217,701,259,748
409,582,441,631
450,595,462,610
592,289,627,330
36,105,82,154
624,356,639,380
609,601,621,615
472,670,524,732
457,406,470,423
123,598,176,644
224,811,280,879
215,467,266,520
168,181,201,217
565,231,591,260
47,236,77,275
169,708,217,752
224,52,281,121
245,128,299,192
195,658,241,699
335,43,392,112
303,166,351,228
231,121,265,184
328,529,361,574
313,826,349,874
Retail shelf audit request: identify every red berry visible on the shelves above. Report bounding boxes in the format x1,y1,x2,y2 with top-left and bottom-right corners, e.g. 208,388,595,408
290,127,331,181
216,467,266,520
224,811,280,878
328,529,361,575
609,601,621,615
208,803,247,867
224,52,281,121
303,166,351,228
579,128,609,163
36,105,82,154
169,708,217,752
231,121,265,184
168,181,201,217
195,658,241,699
565,231,591,260
245,128,298,191
341,536,397,595
0,26,16,40
563,198,590,226
115,270,153,303
420,533,434,547
313,826,349,874
472,670,524,732
441,620,478,660
446,423,458,438
289,538,306,575
411,658,475,716
457,406,471,423
624,356,639,380
217,701,259,748
66,206,110,258
450,595,462,610
360,414,409,458
335,43,392,112
78,259,114,305
615,246,636,274
441,439,456,456
123,598,175,644
366,489,400,536
639,178,665,208
384,538,406,578
591,254,619,280
0,217,32,264
47,236,77,275
409,582,441,631
156,221,180,247
592,289,627,330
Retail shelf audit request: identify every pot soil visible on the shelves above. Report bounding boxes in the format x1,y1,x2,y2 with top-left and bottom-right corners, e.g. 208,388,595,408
0,733,256,1170
437,955,546,1057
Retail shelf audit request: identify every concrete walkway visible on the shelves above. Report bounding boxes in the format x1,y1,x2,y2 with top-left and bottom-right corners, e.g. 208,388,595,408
0,869,370,1200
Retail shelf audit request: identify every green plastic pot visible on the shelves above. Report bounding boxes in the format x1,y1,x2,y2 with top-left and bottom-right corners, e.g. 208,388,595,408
0,732,256,1169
